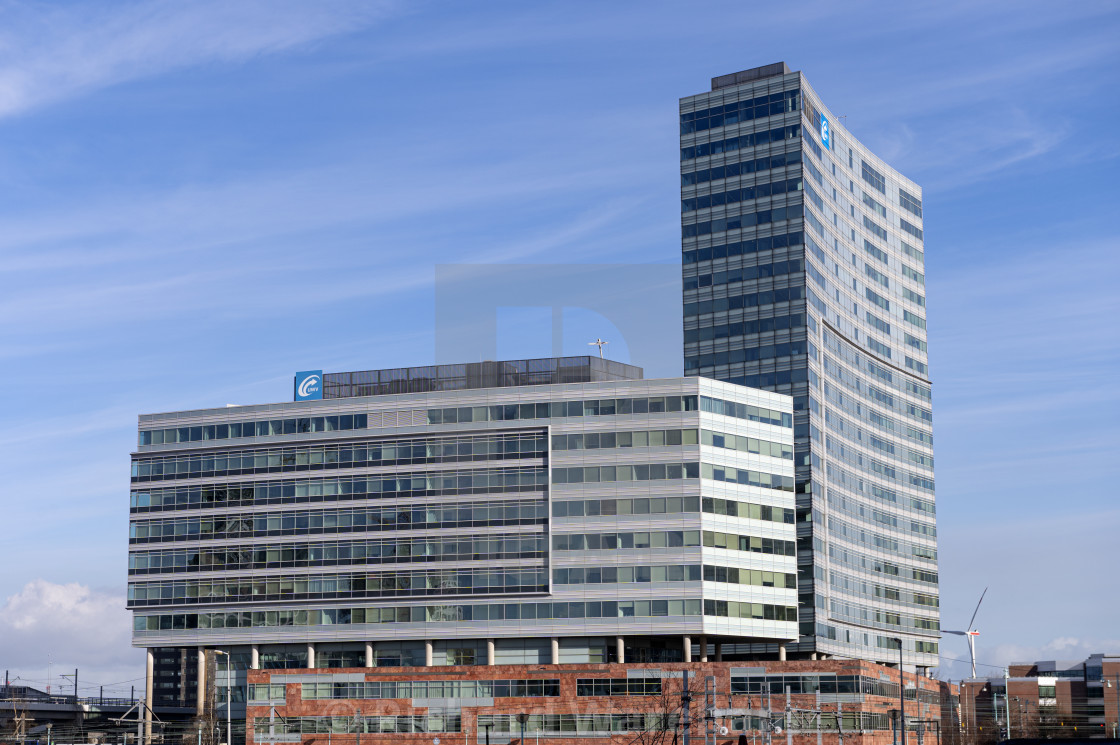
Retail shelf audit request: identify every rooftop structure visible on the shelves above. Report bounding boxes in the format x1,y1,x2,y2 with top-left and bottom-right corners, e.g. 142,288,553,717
321,356,643,399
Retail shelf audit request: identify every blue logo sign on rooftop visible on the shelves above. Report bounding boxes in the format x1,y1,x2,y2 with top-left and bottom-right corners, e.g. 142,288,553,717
819,113,830,150
294,370,323,401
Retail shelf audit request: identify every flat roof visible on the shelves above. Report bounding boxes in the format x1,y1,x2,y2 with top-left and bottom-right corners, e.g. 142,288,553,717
321,355,643,399
712,62,792,90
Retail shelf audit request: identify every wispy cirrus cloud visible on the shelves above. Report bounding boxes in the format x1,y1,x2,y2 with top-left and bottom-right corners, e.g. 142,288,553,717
930,236,1120,500
0,156,656,336
0,0,398,119
819,2,1120,185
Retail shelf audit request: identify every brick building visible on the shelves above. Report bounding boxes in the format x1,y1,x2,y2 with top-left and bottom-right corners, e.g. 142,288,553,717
956,654,1120,743
246,659,944,745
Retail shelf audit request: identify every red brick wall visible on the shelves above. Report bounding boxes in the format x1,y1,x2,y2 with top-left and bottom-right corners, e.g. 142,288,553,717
1104,659,1120,738
246,660,942,745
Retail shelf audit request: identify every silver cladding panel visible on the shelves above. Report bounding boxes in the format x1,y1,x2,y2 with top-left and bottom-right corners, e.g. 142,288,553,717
130,377,796,648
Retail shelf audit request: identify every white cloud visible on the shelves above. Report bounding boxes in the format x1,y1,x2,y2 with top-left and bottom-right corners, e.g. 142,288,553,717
0,0,396,119
0,580,141,695
935,508,1120,680
2,579,128,642
938,636,1120,681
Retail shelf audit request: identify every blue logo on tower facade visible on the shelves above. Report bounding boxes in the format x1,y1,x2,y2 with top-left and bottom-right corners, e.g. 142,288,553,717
294,370,323,401
820,114,830,150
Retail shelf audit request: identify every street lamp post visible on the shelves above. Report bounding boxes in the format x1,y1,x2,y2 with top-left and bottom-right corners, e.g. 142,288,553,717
1003,670,1012,741
213,650,232,745
891,638,906,745
1114,676,1119,740
517,713,529,745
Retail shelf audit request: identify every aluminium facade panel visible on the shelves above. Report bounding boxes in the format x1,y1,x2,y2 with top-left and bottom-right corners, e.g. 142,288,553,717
681,65,939,669
129,375,796,671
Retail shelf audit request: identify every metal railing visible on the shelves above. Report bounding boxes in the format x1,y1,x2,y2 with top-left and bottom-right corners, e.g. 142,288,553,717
0,693,140,708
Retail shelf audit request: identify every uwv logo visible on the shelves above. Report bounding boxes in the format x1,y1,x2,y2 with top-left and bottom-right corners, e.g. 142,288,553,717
820,114,830,150
298,375,320,398
294,370,323,401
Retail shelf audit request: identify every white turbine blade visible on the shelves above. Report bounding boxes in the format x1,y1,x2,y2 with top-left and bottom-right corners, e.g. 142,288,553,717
968,587,988,631
942,630,968,635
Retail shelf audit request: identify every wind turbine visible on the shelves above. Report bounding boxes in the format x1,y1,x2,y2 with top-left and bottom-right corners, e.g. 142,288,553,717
944,587,987,678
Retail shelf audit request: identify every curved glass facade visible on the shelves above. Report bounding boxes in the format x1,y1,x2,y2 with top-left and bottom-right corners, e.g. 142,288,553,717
681,64,938,669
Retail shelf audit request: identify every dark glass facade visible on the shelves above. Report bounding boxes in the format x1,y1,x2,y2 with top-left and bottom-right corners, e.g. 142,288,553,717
681,64,938,669
322,356,643,398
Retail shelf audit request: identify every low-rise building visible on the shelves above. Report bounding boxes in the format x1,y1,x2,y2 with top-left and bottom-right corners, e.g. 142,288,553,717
247,658,942,745
956,653,1120,743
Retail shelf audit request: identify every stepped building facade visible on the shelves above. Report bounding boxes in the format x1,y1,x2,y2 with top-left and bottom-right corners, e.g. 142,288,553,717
131,357,805,740
128,61,942,744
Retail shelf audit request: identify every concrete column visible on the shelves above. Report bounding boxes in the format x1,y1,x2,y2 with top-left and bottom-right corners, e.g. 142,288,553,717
616,636,625,665
683,636,692,663
250,645,260,670
714,642,723,662
486,639,496,666
699,635,708,663
779,644,787,661
306,643,316,669
551,638,560,665
144,649,154,745
424,640,434,667
810,652,818,661
196,647,207,716
364,643,374,668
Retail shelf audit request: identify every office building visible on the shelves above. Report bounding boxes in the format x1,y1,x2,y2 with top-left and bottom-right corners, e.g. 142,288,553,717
129,356,801,738
957,653,1120,743
126,60,949,743
680,63,938,669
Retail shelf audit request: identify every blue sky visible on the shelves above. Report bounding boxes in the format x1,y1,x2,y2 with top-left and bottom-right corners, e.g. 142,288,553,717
0,0,1117,694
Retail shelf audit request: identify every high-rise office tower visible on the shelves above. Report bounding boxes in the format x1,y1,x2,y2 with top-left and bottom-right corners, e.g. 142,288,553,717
681,63,938,670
